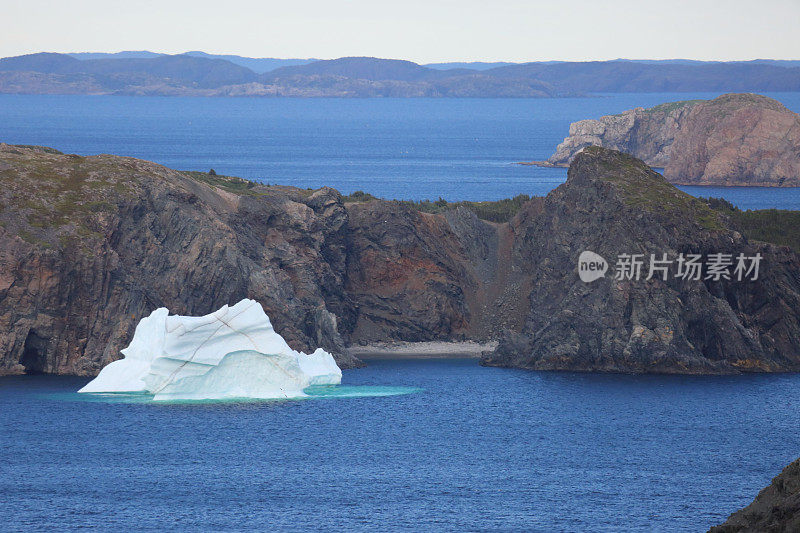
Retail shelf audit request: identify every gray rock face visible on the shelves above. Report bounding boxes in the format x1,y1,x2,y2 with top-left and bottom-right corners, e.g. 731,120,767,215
547,100,699,167
483,147,800,373
0,145,361,374
710,457,800,532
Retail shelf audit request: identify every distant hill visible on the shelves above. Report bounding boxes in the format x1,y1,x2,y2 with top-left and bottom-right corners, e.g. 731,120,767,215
615,58,800,68
485,61,800,92
2,52,800,96
0,52,83,73
68,51,317,73
68,51,162,60
183,52,316,73
1,52,257,90
424,61,519,70
261,57,458,82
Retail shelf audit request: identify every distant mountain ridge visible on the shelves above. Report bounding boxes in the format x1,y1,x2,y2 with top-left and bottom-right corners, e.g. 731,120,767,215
67,52,318,73
2,52,800,97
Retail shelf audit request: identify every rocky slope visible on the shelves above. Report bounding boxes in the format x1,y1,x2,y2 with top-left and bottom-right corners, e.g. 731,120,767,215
1,144,799,376
541,93,800,186
0,144,515,375
483,147,800,373
710,457,800,532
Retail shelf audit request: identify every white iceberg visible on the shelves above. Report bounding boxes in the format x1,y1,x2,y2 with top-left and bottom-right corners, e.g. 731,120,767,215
78,299,342,401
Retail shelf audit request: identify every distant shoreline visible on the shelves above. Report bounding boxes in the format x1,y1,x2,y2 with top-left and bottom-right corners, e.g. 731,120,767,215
347,340,497,360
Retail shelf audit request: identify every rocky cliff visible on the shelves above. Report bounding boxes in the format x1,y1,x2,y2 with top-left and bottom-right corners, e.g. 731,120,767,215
543,93,800,186
1,144,799,376
0,144,513,375
710,457,800,532
665,94,800,186
546,99,699,167
483,147,800,373
0,144,365,373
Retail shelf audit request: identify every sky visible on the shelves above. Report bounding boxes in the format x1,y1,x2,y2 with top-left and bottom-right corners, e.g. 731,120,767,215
3,0,800,62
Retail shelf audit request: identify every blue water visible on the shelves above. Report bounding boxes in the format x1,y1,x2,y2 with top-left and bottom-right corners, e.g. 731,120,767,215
1,93,800,209
2,358,800,532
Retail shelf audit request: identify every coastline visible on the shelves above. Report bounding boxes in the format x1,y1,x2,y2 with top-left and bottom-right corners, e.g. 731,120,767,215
347,340,498,360
516,160,566,168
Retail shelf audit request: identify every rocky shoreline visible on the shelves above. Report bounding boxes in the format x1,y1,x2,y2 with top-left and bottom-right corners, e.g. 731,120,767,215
1,143,799,377
347,340,497,359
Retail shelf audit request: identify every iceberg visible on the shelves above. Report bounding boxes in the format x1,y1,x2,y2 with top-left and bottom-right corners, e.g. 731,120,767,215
78,299,342,401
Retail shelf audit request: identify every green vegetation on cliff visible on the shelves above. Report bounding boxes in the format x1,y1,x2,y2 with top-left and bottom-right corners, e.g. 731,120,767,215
344,190,531,223
705,197,800,252
182,170,258,194
585,146,725,231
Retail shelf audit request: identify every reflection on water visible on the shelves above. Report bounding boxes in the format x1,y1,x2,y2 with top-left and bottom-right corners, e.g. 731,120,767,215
41,385,421,404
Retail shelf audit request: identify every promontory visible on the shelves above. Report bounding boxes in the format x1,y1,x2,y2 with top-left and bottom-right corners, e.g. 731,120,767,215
537,93,800,187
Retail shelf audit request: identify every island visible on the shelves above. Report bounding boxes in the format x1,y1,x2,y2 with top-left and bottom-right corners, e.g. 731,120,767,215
530,93,800,187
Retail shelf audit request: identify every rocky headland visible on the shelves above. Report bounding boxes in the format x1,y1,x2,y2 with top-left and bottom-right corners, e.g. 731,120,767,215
710,457,800,532
537,93,800,187
1,144,799,376
484,147,800,373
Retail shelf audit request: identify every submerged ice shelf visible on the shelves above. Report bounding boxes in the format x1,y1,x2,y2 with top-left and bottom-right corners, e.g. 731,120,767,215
78,299,342,401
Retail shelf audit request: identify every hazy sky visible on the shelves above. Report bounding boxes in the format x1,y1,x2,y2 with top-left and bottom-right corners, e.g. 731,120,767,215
3,0,800,62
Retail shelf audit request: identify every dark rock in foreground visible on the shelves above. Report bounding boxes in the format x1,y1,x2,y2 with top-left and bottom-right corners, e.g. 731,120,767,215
482,147,800,373
710,457,800,532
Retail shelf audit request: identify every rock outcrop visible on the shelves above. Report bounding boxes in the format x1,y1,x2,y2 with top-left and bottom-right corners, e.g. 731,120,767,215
665,94,800,186
1,144,799,376
542,93,800,187
710,457,800,532
483,147,800,373
0,145,363,374
0,144,512,375
546,99,699,167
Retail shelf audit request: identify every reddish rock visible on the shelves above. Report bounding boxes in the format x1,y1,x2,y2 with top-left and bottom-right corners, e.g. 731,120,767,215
547,93,800,187
666,93,800,186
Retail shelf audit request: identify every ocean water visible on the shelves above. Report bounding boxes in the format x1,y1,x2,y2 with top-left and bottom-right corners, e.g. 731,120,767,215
2,358,800,531
1,93,800,209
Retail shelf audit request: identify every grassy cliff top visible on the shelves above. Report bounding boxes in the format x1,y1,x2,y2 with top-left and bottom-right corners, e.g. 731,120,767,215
703,92,790,114
3,143,799,251
343,190,531,223
574,146,725,230
644,99,704,115
623,93,788,118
